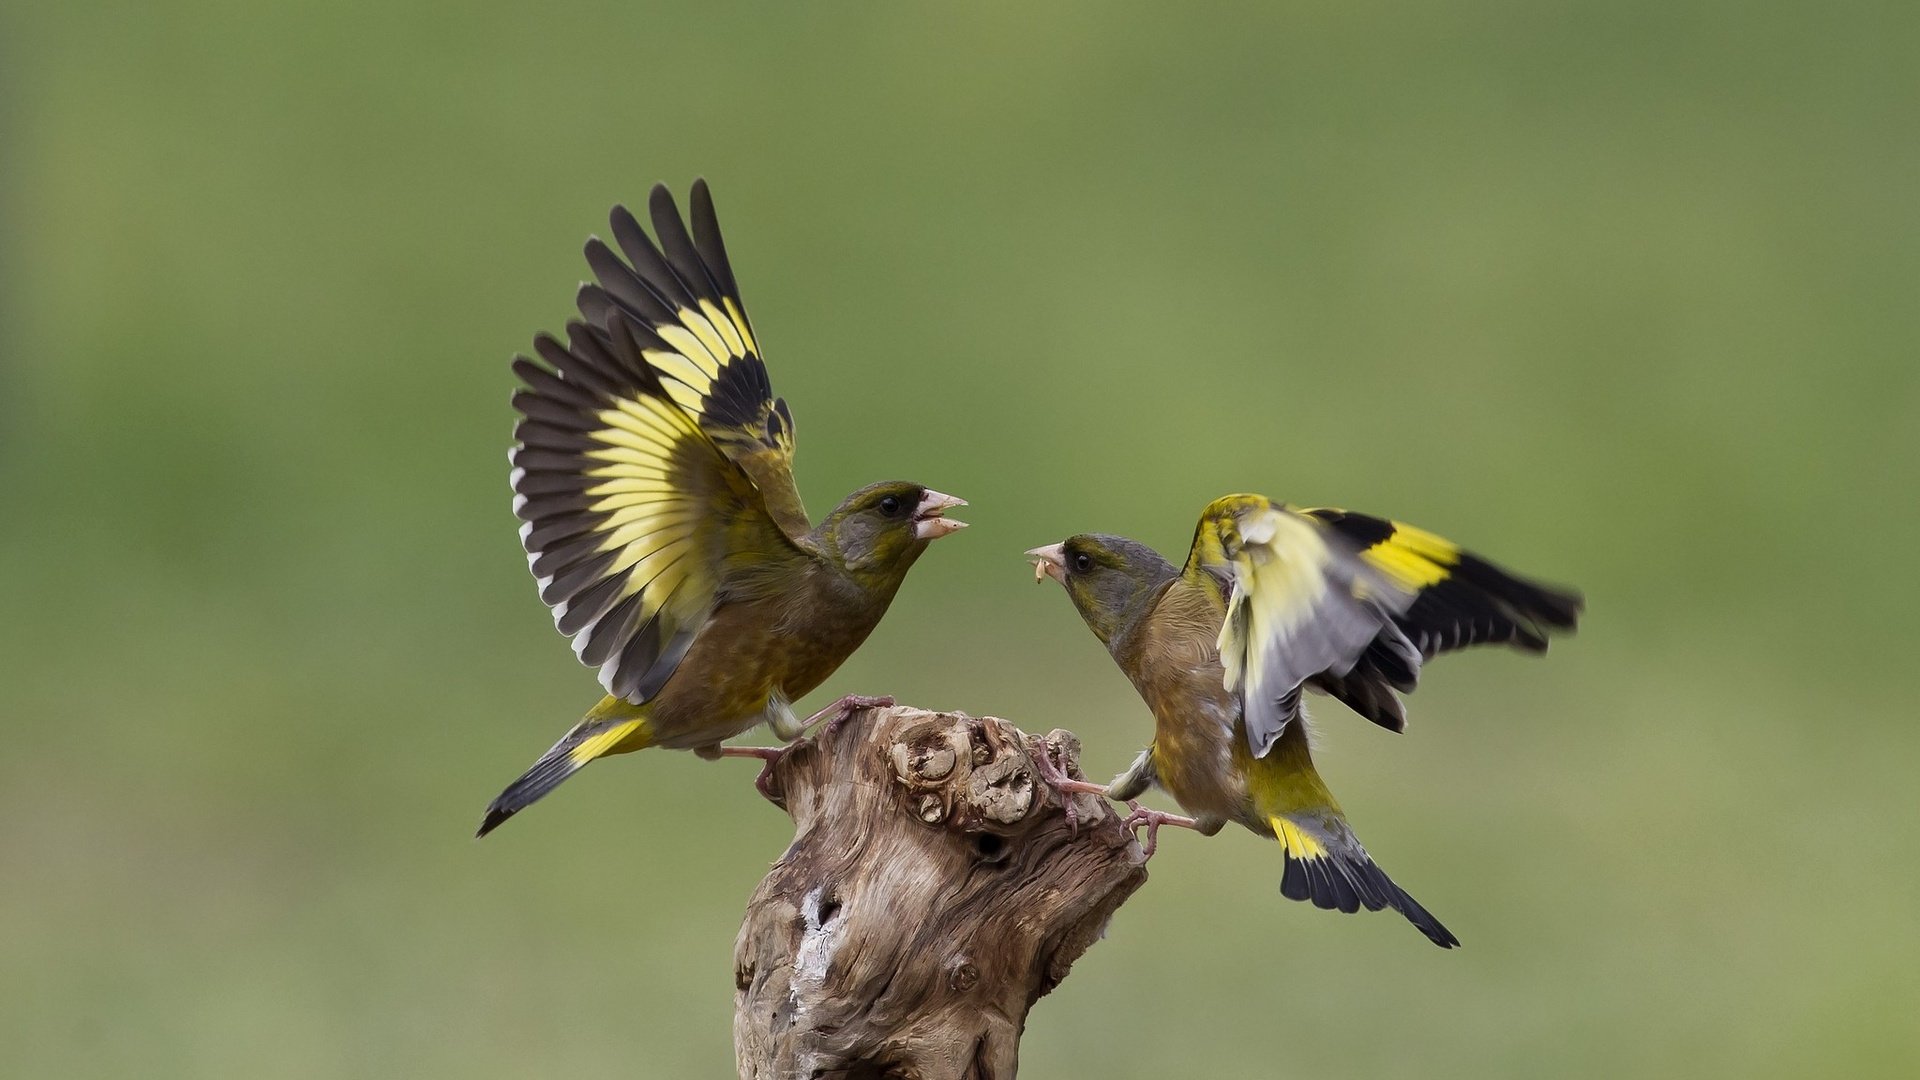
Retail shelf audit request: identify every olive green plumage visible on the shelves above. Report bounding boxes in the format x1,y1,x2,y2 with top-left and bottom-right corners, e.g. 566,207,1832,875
1030,495,1581,947
478,182,966,837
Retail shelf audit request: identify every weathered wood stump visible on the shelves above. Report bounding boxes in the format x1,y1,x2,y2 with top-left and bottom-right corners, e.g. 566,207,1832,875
733,705,1147,1079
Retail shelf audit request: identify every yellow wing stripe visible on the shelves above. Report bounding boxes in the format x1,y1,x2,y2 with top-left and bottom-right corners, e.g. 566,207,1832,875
605,533,695,582
699,299,746,357
605,393,700,438
579,474,680,495
675,306,734,367
587,404,698,454
1272,816,1329,860
1360,523,1461,591
560,400,714,606
654,325,722,380
597,512,700,557
588,431,677,460
641,349,714,397
585,477,681,502
1364,545,1451,590
723,297,757,356
1384,522,1458,561
595,496,693,530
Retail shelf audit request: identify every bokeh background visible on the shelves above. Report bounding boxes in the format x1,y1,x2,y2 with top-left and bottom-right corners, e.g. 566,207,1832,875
6,2,1917,1076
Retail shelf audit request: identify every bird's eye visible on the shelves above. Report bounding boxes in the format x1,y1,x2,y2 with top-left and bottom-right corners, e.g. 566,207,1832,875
878,495,903,516
1071,552,1094,573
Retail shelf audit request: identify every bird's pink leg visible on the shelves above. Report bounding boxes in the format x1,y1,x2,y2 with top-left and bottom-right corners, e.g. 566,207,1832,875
1121,802,1201,859
717,745,788,801
717,694,895,798
804,693,896,737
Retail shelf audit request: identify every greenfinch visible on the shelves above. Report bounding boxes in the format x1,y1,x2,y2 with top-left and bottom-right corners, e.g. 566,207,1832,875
478,181,967,837
1028,494,1581,947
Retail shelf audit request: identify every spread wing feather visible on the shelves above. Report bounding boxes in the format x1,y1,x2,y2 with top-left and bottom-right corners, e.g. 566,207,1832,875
574,181,809,539
510,309,798,704
1305,508,1583,658
1300,508,1583,731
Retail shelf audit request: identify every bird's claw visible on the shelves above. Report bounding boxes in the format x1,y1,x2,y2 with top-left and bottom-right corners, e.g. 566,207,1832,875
1029,741,1109,835
1121,802,1198,860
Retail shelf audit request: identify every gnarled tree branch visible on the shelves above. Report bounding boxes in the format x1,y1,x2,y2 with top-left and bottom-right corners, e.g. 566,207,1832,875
733,705,1146,1079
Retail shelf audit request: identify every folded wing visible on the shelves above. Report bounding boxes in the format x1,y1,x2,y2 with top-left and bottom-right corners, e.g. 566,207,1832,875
1194,496,1419,757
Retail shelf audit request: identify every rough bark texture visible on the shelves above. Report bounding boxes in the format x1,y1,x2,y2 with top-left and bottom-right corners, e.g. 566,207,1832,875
733,705,1146,1080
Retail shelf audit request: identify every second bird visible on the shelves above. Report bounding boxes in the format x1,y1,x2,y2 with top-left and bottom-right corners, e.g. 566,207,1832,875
477,182,966,837
1028,495,1581,947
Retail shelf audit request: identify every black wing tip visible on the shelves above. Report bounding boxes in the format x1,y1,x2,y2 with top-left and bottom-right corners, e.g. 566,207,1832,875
1314,669,1410,733
605,204,641,241
1540,587,1586,630
648,184,688,243
1453,553,1585,629
1349,688,1408,733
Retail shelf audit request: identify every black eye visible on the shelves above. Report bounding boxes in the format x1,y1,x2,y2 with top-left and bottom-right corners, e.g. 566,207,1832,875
878,495,903,516
1071,552,1094,573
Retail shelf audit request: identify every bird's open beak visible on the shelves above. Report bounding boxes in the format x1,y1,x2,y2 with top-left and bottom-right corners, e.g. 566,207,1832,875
1026,543,1066,585
913,490,968,540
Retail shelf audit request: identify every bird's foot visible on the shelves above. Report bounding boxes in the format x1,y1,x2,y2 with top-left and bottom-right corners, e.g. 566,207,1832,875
1029,742,1110,834
1121,802,1200,859
803,694,896,738
717,745,788,801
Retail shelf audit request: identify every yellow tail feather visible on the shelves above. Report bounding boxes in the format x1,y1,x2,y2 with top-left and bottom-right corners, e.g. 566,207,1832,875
567,717,650,765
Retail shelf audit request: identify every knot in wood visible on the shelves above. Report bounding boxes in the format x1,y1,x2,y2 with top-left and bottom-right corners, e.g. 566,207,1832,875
890,725,959,784
889,711,1037,829
947,958,979,993
966,753,1033,825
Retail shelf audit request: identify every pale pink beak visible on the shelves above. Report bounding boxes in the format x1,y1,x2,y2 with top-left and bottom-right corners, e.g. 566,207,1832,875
1026,543,1066,584
913,490,968,540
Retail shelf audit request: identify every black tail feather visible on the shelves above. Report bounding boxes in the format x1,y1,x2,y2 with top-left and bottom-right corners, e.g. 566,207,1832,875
1280,848,1459,949
475,728,601,838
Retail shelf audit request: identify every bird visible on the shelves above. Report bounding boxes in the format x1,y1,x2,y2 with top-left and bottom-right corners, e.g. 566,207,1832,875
477,181,968,837
1026,494,1581,947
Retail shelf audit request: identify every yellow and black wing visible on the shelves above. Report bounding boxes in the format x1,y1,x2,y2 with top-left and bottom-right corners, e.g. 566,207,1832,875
1302,508,1584,731
1193,495,1420,758
510,310,800,704
574,181,810,540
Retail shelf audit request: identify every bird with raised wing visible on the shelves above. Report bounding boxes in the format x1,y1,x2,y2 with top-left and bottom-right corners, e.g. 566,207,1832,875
478,181,966,837
1027,494,1581,946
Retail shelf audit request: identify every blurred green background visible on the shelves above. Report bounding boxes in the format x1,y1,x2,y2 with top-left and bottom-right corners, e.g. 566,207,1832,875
6,2,1917,1076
